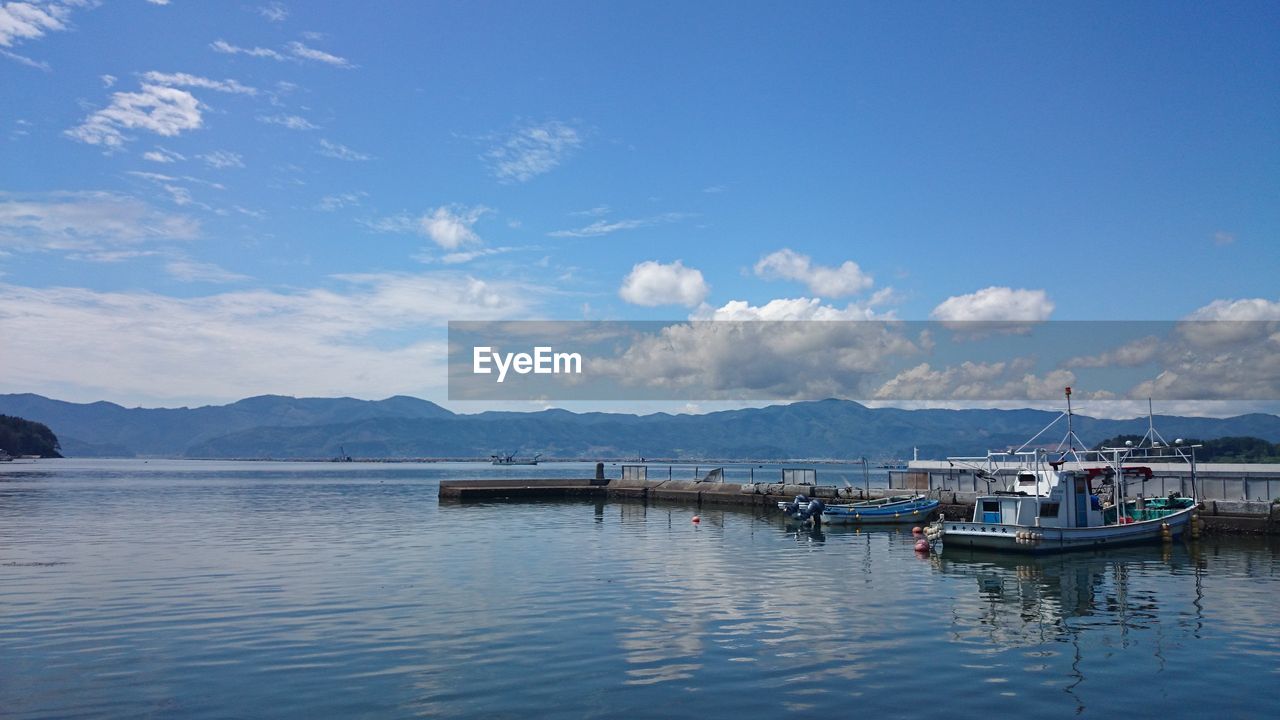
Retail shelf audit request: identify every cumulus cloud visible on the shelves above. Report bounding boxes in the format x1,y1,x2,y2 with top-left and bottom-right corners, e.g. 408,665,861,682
619,260,709,307
1065,336,1162,369
0,191,199,253
0,273,542,403
692,297,881,321
486,120,581,182
420,205,490,249
753,249,873,298
317,138,371,161
873,361,1077,402
931,286,1055,322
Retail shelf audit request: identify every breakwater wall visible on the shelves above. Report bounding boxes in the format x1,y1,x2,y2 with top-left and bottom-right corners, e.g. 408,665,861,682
438,477,1280,535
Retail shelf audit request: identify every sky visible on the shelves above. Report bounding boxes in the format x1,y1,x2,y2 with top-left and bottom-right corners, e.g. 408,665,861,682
1,1,1277,415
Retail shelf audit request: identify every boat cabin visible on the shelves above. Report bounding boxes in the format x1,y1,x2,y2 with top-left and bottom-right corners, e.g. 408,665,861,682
972,468,1105,529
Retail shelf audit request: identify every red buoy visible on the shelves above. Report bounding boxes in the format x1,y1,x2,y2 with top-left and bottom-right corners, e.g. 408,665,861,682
692,515,701,523
912,526,924,535
914,539,930,552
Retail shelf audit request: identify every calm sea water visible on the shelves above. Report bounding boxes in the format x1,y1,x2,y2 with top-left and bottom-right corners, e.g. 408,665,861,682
2,460,1277,719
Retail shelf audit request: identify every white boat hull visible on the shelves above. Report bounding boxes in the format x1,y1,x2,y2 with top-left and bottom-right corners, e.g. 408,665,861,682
936,507,1195,554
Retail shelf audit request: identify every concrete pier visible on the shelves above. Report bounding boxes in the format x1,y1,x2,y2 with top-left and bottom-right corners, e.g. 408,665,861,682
438,476,1280,535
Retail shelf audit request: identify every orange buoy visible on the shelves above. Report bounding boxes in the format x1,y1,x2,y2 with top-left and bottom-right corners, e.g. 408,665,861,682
691,515,701,523
914,539,930,552
912,526,923,535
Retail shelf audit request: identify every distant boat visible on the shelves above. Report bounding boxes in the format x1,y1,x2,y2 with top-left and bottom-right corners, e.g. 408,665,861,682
492,452,541,466
330,446,353,462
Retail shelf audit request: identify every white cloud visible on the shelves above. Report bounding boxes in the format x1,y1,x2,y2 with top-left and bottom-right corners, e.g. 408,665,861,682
436,246,517,264
140,71,257,96
315,191,366,211
1184,297,1280,322
930,286,1055,322
198,150,244,169
145,0,170,5
142,147,185,163
210,39,287,61
66,84,203,148
0,1,70,48
317,138,371,161
286,40,351,67
692,297,880,321
0,273,542,404
1,47,49,70
486,120,581,182
257,113,318,130
420,205,490,249
100,73,116,87
548,212,687,238
258,2,287,22
753,249,873,298
873,360,1077,402
165,259,249,283
619,260,709,307
1064,336,1162,369
1213,230,1235,246
0,191,200,252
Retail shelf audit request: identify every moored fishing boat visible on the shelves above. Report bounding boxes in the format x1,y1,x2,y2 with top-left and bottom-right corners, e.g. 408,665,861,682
820,494,939,524
925,389,1204,554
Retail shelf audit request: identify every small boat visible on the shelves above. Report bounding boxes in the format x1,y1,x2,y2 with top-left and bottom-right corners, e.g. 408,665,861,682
925,389,1204,554
820,494,939,524
491,452,541,466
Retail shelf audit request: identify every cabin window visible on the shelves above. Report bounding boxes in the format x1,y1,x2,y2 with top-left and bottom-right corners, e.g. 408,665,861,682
1018,473,1035,485
1040,502,1060,517
982,501,999,513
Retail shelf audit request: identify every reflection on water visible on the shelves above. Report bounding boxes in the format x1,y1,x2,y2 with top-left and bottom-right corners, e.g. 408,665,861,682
0,460,1277,718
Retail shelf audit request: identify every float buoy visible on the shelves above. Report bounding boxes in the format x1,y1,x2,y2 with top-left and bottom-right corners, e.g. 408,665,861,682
914,539,929,552
912,526,923,535
691,515,701,524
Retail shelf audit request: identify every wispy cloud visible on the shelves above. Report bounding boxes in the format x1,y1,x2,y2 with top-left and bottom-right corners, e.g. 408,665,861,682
486,120,581,183
1213,230,1236,246
210,39,286,61
286,40,351,67
0,1,73,54
142,147,185,163
1,48,49,71
211,38,353,67
140,71,257,96
257,113,318,130
257,2,288,22
0,273,542,403
198,150,244,169
548,212,687,238
166,259,249,283
0,191,200,253
315,191,366,212
317,139,372,161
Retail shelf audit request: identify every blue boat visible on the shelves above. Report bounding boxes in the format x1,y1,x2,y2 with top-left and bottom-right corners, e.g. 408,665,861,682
777,494,939,525
820,495,939,524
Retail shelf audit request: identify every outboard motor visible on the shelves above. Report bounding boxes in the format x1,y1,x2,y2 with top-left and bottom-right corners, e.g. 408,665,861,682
783,494,809,517
805,498,825,527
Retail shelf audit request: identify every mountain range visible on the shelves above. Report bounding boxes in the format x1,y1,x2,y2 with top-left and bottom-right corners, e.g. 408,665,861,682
3,393,1280,461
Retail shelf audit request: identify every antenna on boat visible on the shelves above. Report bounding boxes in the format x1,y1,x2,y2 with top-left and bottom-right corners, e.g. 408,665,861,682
1064,386,1074,452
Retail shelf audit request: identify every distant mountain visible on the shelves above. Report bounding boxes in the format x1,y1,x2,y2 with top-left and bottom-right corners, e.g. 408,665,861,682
0,394,451,457
4,393,1279,461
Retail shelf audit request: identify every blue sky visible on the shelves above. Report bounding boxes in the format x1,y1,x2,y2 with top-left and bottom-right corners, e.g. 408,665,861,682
1,1,1277,411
